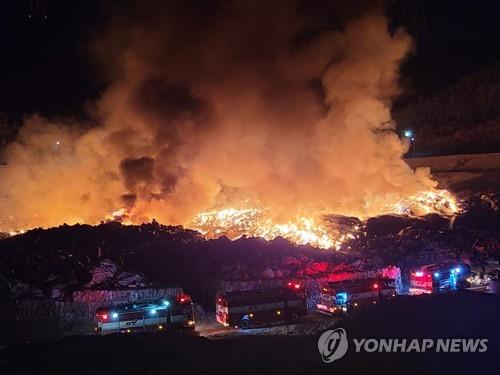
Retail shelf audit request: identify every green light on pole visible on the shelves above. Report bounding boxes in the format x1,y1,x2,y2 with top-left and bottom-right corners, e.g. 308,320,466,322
404,129,416,157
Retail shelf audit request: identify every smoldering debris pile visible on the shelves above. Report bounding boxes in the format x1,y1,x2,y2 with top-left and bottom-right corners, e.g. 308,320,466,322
0,222,350,304
0,194,499,303
354,193,500,268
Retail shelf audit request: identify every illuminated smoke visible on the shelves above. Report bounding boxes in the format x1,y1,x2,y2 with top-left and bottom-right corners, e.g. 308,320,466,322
0,2,457,246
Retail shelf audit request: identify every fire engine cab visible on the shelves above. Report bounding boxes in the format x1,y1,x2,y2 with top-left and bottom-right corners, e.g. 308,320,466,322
410,263,469,294
216,284,307,329
95,293,195,335
316,277,397,315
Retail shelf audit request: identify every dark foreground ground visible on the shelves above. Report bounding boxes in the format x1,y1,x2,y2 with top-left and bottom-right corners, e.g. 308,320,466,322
0,291,498,375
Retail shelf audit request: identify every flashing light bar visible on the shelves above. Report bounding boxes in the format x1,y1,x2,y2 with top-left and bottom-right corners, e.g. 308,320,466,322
177,294,191,303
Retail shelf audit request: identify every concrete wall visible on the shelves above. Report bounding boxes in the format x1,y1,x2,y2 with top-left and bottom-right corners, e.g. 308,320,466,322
217,267,402,311
0,288,184,321
72,287,183,305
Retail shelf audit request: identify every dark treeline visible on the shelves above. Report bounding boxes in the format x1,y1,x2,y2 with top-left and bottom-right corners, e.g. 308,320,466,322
395,63,500,156
3,63,500,158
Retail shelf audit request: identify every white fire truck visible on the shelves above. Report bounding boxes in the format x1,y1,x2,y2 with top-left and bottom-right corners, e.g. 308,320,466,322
410,263,469,294
216,284,307,329
95,293,195,335
316,277,397,315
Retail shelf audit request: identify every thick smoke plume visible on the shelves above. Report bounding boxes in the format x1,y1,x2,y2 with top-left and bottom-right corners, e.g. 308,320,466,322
0,1,439,232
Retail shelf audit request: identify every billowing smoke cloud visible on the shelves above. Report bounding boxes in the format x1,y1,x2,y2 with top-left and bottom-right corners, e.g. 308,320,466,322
0,1,439,232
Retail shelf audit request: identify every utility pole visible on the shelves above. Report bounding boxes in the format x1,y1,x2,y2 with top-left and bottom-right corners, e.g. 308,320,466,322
404,129,416,157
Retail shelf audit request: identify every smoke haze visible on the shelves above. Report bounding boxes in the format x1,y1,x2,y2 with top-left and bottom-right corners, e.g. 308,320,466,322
0,1,440,232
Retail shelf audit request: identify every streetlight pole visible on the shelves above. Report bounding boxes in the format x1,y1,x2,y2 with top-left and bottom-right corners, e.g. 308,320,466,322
404,130,416,158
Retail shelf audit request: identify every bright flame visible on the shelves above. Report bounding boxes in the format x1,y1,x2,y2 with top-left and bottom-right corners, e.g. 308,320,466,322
104,208,133,225
406,190,460,216
8,229,26,237
192,208,350,249
1,188,459,248
0,12,461,250
191,189,459,249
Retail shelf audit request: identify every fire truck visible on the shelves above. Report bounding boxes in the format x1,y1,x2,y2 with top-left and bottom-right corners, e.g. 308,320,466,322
316,277,397,315
216,285,307,329
410,263,469,294
95,293,195,335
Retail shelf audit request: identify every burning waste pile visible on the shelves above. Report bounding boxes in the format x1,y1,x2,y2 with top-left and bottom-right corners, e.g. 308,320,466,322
0,3,459,251
0,192,498,305
191,189,459,250
0,2,495,305
192,208,355,250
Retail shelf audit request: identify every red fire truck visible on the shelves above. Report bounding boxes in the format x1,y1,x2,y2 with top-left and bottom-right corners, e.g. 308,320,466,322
216,285,307,329
316,277,397,315
95,293,195,335
410,263,469,294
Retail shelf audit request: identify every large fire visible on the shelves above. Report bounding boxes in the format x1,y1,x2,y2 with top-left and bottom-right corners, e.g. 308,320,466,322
191,189,459,249
192,208,347,249
0,9,462,250
2,188,459,250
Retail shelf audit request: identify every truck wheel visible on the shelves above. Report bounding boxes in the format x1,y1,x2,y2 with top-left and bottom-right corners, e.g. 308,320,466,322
289,313,300,323
240,318,250,329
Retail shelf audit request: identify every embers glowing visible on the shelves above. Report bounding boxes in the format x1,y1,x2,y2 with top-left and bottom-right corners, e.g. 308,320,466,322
191,189,459,249
193,208,356,250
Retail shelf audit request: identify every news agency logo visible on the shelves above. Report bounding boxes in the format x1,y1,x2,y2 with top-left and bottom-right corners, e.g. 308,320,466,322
318,328,489,363
317,328,349,363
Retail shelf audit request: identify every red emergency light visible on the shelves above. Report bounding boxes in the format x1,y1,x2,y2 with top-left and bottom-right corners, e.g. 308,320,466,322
176,293,191,304
372,283,379,289
95,312,109,322
413,271,432,279
287,281,302,289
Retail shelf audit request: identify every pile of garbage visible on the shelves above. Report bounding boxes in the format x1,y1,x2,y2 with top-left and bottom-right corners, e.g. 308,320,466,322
0,222,201,300
219,256,384,282
1,257,148,301
0,193,499,303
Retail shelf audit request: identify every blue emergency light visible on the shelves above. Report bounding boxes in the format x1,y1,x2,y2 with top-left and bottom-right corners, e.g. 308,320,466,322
336,292,348,305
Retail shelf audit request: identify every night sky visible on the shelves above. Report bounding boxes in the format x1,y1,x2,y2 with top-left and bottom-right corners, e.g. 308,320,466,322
0,0,102,119
0,0,500,121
